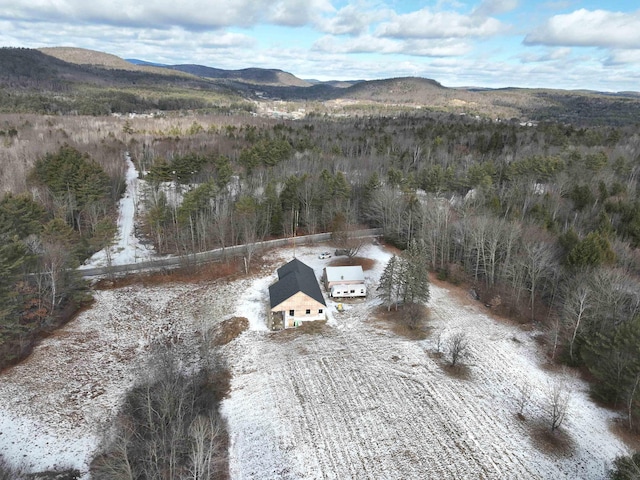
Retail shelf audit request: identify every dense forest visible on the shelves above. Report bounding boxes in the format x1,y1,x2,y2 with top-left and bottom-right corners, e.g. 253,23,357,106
1,103,640,476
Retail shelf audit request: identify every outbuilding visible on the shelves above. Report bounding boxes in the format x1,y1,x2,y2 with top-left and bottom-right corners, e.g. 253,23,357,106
323,265,367,298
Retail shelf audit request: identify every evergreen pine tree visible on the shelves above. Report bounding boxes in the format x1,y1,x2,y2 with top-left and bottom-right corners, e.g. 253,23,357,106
377,255,399,311
401,239,431,305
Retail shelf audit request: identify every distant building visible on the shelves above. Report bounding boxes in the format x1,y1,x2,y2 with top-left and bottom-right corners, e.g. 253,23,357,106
269,258,326,329
323,266,366,298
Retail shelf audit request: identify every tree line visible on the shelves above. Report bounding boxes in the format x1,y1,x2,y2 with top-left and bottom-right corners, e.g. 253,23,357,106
0,145,121,369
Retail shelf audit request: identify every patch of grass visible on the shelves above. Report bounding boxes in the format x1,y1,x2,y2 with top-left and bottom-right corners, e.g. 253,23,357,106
328,256,376,271
94,259,242,289
212,317,249,346
297,320,329,335
427,350,444,360
25,469,82,480
441,363,472,380
609,418,640,451
372,304,431,340
0,454,81,479
529,420,576,457
270,320,330,341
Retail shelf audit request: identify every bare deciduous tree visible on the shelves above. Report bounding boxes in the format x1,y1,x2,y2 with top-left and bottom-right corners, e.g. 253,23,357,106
91,347,229,479
546,378,572,432
626,372,640,431
189,415,226,480
521,233,558,321
610,452,640,479
448,331,470,367
402,302,425,330
435,331,444,355
516,381,533,418
562,282,592,362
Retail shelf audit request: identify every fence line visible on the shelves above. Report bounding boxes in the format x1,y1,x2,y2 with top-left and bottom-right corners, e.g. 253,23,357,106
79,228,383,278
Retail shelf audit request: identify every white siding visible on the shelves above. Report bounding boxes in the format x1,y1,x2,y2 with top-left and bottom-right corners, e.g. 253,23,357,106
330,283,367,298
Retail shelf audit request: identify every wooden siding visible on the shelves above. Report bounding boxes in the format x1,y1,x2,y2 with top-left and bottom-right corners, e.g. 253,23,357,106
271,291,326,328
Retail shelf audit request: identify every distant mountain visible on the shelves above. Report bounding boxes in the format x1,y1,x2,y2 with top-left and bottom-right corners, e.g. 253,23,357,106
305,79,361,88
40,47,142,70
3,46,640,125
125,58,169,67
166,64,311,87
341,77,445,102
0,47,246,115
39,47,191,78
125,56,314,87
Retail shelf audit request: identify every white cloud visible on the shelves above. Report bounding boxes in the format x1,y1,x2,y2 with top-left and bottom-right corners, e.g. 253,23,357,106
312,35,470,57
196,32,256,49
377,7,507,40
403,39,472,57
313,35,394,54
0,19,255,62
605,49,640,66
519,47,572,63
473,0,519,17
0,0,334,30
315,4,389,36
269,0,334,27
524,9,640,49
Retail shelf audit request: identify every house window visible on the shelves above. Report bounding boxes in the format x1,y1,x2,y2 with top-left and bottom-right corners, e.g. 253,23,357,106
305,309,311,315
350,289,355,294
319,309,323,314
289,309,294,316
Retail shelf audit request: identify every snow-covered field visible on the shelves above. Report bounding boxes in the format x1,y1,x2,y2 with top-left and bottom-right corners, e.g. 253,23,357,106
223,246,629,480
0,242,631,478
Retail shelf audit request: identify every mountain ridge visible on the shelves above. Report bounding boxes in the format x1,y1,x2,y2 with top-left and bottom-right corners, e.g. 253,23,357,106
2,46,640,125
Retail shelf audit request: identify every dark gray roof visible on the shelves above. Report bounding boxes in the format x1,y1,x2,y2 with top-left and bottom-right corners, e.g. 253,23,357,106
276,257,314,280
269,258,326,309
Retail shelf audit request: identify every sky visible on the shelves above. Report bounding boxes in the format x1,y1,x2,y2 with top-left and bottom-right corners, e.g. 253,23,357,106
1,0,640,91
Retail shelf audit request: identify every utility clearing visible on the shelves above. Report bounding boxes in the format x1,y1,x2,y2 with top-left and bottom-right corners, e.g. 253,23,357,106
0,242,631,479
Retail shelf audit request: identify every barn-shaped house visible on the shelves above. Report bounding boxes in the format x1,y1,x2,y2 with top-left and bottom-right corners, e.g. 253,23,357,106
269,258,327,329
323,265,366,298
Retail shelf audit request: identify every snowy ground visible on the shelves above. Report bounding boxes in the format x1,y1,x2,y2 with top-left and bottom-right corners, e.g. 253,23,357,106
222,245,630,479
0,242,631,478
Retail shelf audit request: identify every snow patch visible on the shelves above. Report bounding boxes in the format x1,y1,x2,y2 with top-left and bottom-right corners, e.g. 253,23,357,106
80,154,156,269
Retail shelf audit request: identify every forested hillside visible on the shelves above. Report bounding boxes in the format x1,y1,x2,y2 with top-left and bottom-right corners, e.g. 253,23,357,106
0,48,251,115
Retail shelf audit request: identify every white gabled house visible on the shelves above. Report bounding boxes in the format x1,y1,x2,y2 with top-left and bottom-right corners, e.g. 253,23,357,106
323,265,367,298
